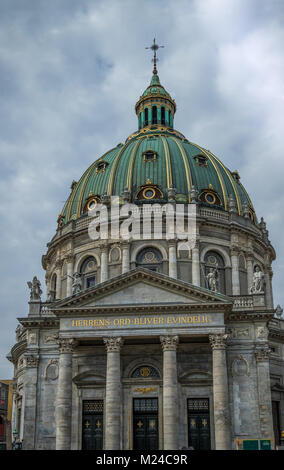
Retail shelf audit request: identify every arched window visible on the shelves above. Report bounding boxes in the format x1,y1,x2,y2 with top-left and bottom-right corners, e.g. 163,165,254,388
144,108,148,126
131,365,160,378
49,273,57,300
204,251,226,294
152,106,157,124
161,107,165,125
136,247,162,272
80,257,97,289
168,110,172,127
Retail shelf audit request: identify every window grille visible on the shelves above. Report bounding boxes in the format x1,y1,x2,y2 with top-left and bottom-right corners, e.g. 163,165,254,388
83,400,104,414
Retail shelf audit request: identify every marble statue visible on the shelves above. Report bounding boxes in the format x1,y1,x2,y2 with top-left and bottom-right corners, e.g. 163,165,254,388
250,266,264,294
72,272,82,295
27,276,42,301
206,267,218,292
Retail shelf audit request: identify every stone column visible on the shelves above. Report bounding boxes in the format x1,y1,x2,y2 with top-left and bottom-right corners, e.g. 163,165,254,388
191,244,200,286
160,335,179,450
66,255,73,297
231,248,240,295
209,334,231,450
55,260,62,300
122,242,130,274
56,338,78,450
168,240,177,279
264,267,274,309
247,254,254,294
255,345,274,440
11,383,18,437
22,354,39,449
100,244,108,283
104,337,124,450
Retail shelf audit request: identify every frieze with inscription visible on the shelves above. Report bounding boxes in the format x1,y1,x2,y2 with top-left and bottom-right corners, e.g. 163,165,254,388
64,313,223,331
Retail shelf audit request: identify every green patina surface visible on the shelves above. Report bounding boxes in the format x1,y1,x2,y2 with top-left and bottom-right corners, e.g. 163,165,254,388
61,131,255,224
60,71,255,225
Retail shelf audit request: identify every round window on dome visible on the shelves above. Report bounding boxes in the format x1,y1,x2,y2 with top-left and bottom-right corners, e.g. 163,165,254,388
143,188,155,199
205,193,216,204
87,199,98,210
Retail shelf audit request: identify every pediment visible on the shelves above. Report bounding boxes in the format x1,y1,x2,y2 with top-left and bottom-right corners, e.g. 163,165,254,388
73,370,105,386
52,267,232,312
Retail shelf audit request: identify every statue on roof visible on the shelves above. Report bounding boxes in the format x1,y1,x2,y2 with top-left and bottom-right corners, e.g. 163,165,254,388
27,276,42,301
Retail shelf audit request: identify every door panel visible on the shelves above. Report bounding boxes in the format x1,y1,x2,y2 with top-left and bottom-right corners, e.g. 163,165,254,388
133,398,158,450
82,400,103,450
188,398,211,450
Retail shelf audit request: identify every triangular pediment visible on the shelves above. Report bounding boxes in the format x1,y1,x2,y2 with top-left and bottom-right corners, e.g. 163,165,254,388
51,268,232,314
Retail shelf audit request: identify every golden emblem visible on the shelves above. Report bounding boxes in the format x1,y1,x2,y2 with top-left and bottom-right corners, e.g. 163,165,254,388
137,420,143,428
133,387,157,394
96,420,101,428
149,420,156,429
202,419,207,427
84,420,90,428
190,419,196,428
140,367,151,377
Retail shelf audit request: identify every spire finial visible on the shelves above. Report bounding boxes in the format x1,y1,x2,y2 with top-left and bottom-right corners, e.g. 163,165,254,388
145,38,164,75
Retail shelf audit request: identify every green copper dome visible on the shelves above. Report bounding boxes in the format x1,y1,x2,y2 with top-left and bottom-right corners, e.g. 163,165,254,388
60,129,255,225
59,71,256,226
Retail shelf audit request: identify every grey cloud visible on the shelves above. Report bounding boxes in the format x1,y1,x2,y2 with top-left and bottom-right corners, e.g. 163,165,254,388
0,0,284,376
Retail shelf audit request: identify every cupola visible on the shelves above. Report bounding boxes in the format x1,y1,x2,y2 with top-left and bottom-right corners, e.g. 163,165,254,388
135,39,176,131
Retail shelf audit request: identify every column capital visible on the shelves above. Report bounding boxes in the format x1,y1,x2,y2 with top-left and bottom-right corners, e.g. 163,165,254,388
160,335,179,351
209,333,228,350
104,336,124,352
25,354,39,368
168,239,177,248
66,254,73,263
255,346,271,362
230,245,239,256
58,338,78,353
55,259,64,269
99,243,109,252
121,240,131,249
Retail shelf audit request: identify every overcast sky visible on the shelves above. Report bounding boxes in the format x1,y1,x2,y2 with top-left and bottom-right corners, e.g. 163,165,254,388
0,0,284,377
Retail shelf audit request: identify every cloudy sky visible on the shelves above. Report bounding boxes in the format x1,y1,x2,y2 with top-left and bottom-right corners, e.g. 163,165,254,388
0,0,284,377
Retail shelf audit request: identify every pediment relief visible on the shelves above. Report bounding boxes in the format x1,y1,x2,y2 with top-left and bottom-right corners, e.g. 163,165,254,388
52,268,232,312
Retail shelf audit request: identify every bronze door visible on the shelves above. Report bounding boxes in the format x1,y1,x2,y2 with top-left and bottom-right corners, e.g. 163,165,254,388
82,400,103,450
133,398,158,450
188,398,211,450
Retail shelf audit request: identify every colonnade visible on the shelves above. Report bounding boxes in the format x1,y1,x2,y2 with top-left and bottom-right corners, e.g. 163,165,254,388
55,333,232,450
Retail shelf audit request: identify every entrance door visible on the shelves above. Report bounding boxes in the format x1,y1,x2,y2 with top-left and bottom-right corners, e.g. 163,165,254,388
82,400,103,450
188,398,211,450
133,398,158,450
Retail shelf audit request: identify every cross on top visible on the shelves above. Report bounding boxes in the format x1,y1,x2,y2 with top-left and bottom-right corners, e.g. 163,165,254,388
145,38,164,74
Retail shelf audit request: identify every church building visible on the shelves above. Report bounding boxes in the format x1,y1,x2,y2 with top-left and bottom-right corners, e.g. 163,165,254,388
8,42,284,450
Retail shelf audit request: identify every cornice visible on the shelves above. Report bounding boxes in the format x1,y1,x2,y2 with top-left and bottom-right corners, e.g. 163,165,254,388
9,340,27,363
227,311,275,322
52,302,231,317
17,317,59,328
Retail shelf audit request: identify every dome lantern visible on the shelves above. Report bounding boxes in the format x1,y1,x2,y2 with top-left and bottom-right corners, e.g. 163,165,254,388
135,39,176,131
